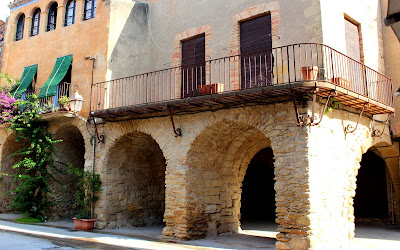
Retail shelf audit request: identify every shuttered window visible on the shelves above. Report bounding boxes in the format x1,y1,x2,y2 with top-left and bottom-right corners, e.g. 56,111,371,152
240,14,273,89
181,35,205,97
345,18,361,62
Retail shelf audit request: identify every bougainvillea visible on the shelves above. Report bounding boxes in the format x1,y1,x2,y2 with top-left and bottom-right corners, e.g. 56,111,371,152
0,73,19,123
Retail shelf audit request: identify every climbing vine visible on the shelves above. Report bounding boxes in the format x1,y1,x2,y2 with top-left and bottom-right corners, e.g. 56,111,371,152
7,95,61,220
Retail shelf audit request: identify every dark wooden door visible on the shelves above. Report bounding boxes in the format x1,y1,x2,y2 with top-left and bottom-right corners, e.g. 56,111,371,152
345,19,361,62
240,14,273,89
181,35,206,97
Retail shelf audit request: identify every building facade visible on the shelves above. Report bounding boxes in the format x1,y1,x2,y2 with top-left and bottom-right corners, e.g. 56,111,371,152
0,0,399,249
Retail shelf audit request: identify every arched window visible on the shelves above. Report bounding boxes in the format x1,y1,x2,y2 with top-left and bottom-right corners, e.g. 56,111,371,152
31,9,41,36
16,14,25,41
47,3,58,31
65,0,76,26
84,0,96,20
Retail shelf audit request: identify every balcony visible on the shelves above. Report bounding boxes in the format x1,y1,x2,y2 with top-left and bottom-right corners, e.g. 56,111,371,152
25,82,72,115
90,43,394,120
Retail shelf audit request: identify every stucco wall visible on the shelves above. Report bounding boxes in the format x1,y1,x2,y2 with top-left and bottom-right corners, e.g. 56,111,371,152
108,0,323,80
320,0,385,72
381,0,400,136
1,0,111,115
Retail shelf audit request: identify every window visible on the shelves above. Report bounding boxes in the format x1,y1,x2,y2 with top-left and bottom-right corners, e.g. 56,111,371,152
181,35,206,98
240,14,273,88
47,3,58,31
16,14,25,41
345,18,362,62
65,0,76,26
84,0,96,20
31,9,41,36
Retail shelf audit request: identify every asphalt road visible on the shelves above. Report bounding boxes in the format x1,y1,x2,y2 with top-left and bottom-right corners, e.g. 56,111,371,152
0,231,130,250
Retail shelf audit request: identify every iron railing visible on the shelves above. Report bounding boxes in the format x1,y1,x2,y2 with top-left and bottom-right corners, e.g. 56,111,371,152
91,43,394,113
25,82,71,109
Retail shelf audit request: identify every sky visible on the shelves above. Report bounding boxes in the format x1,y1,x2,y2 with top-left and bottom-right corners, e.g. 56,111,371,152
0,0,10,21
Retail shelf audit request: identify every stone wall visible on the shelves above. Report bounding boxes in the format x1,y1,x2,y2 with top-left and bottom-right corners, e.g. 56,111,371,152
90,99,396,249
0,100,396,249
97,132,165,228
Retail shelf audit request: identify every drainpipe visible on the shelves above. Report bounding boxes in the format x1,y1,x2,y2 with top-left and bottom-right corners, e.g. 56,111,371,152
92,131,96,219
85,56,96,219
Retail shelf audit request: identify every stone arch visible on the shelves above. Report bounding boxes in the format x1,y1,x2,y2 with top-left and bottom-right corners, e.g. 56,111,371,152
0,133,24,212
186,121,274,237
355,142,400,224
50,124,85,219
100,131,166,228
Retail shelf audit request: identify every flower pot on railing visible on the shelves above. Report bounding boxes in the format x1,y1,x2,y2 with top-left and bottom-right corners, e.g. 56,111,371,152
301,66,319,81
198,83,224,95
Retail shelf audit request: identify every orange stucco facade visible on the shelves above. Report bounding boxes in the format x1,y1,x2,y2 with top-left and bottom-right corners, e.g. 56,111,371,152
1,0,110,115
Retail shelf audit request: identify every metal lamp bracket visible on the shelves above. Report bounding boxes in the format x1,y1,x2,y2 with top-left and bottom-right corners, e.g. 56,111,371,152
372,113,393,137
345,104,368,134
168,107,182,137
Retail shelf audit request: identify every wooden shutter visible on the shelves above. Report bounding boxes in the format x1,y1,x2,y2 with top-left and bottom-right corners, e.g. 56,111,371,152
345,19,361,62
181,35,205,97
240,14,273,88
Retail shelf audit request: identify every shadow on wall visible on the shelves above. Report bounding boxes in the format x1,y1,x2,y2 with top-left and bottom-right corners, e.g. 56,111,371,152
51,125,85,220
0,134,24,212
109,2,150,80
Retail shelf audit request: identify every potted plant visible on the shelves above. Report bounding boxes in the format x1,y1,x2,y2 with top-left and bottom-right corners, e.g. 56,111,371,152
58,96,70,111
68,166,102,231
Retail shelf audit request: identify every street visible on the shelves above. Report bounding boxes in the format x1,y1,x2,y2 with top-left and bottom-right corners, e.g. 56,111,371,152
0,231,127,250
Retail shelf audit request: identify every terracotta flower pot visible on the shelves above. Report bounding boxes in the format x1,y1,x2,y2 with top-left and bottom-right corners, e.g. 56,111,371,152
301,66,319,81
73,218,96,231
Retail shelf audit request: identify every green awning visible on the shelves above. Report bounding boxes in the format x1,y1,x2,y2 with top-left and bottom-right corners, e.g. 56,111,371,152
38,55,72,98
12,64,38,96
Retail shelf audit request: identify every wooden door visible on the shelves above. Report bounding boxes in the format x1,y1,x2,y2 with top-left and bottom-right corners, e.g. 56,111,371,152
240,14,273,89
181,35,206,97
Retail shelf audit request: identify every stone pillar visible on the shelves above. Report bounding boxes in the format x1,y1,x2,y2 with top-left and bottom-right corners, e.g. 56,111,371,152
162,161,195,239
40,12,48,34
272,129,312,250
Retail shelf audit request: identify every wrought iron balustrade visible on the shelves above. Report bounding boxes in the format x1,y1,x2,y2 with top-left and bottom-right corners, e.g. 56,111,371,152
90,43,394,117
25,82,71,110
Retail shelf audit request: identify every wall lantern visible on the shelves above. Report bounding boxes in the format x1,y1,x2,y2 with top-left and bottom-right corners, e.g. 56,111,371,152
70,90,84,114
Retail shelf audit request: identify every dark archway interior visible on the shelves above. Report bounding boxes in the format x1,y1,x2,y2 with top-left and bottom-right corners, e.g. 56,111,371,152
241,147,275,222
354,150,389,220
52,125,85,220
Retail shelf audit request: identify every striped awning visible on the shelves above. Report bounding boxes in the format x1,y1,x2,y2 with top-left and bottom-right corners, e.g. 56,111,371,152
38,55,72,98
12,64,38,96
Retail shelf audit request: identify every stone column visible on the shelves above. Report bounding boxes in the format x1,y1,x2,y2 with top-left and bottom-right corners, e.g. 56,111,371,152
272,129,312,250
40,12,48,34
162,161,194,239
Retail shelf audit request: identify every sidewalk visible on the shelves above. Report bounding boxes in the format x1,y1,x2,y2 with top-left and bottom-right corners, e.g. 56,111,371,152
0,214,277,249
1,213,400,249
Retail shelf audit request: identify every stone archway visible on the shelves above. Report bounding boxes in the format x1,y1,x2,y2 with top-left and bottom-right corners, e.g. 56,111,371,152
241,147,275,223
354,150,389,222
102,132,166,228
0,134,24,212
186,121,274,238
51,125,85,220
